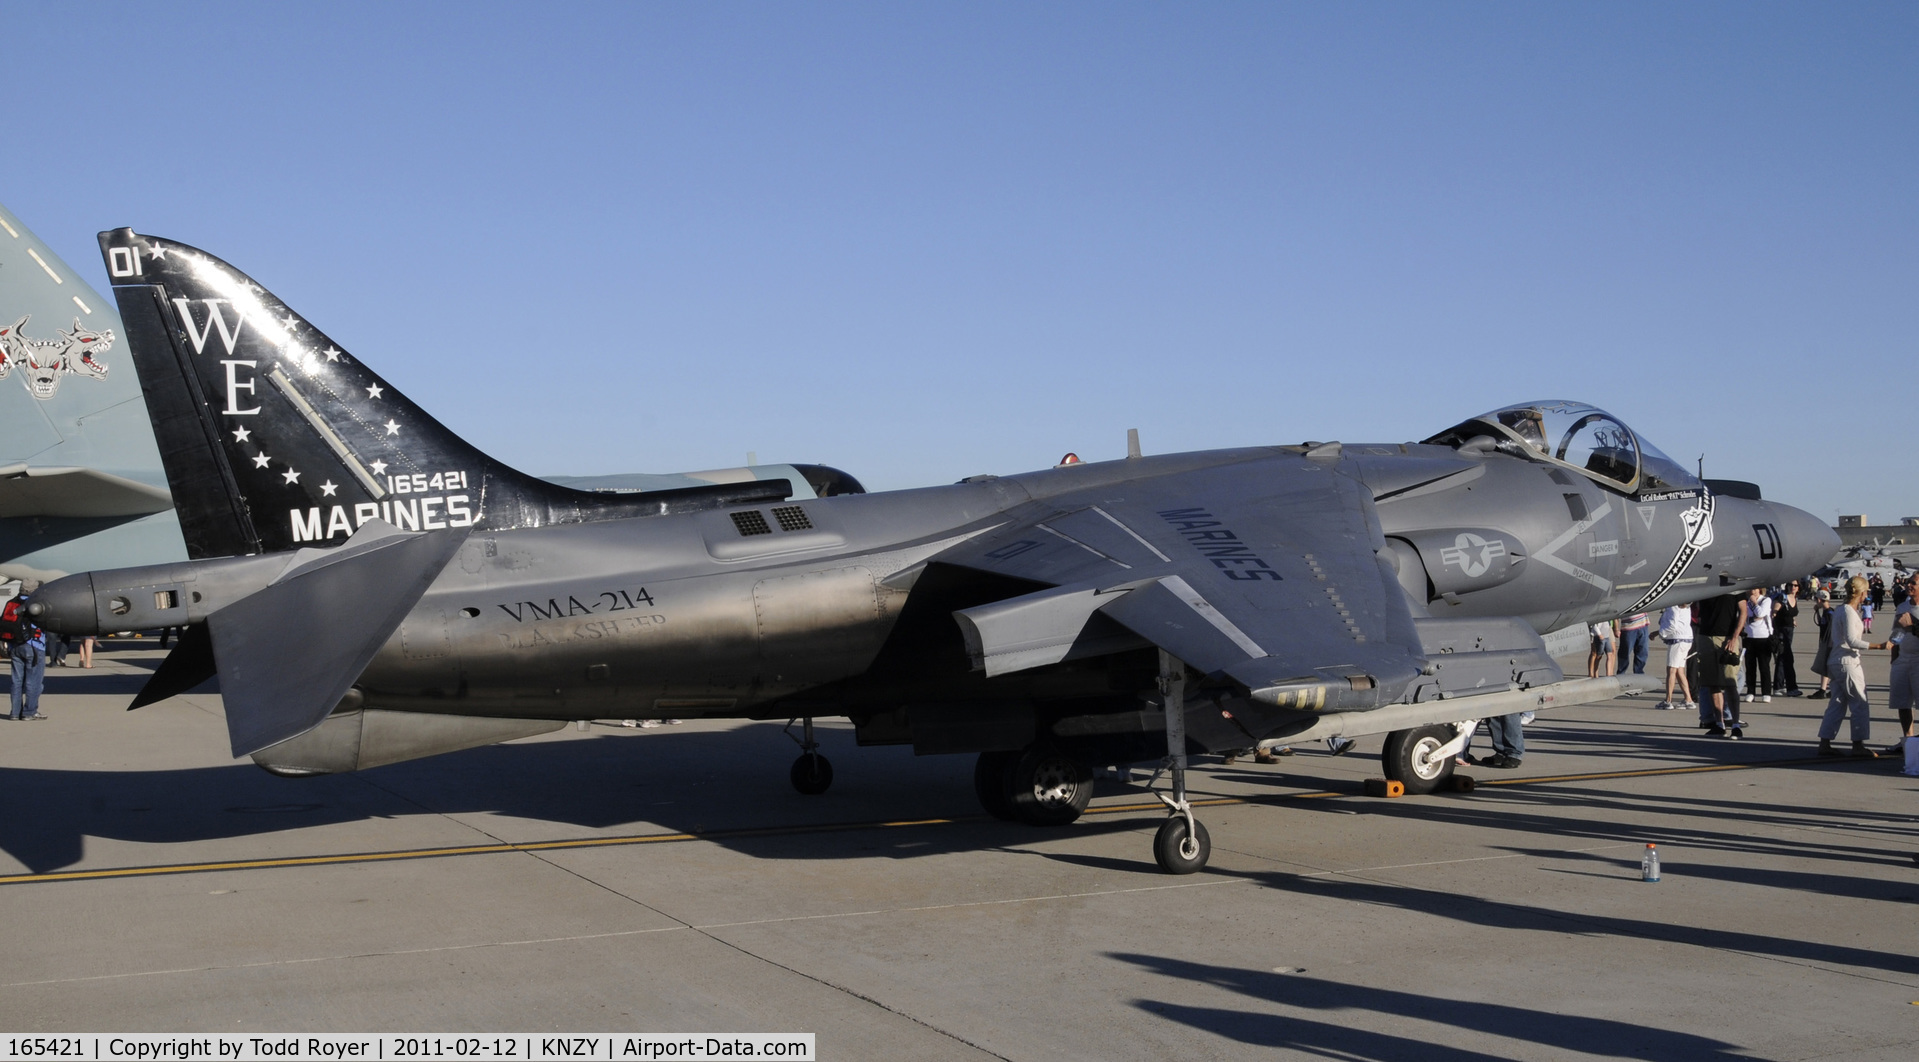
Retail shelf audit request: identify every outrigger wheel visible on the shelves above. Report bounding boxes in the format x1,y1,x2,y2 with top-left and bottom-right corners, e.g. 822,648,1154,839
1153,815,1210,875
785,716,833,795
1150,649,1211,875
790,751,833,795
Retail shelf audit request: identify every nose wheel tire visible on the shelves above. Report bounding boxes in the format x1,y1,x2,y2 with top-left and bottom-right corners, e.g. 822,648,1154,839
1153,816,1210,874
1380,724,1456,795
1008,744,1094,826
790,752,833,795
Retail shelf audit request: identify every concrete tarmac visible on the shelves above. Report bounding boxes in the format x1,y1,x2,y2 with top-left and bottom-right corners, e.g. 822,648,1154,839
2,640,1916,1061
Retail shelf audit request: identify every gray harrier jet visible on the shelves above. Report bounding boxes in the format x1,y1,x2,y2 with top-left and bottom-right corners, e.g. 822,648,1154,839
32,229,1837,873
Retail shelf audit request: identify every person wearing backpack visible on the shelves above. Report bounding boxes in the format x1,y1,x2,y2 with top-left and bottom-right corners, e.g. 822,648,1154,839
3,583,49,721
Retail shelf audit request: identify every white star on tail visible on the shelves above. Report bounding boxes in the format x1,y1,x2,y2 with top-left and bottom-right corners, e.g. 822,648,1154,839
366,383,384,399
320,480,338,497
252,453,271,469
384,420,400,436
232,426,251,443
324,347,341,362
370,460,388,475
283,469,301,485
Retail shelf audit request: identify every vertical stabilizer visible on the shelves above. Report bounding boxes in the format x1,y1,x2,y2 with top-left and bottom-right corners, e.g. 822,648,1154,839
98,230,786,558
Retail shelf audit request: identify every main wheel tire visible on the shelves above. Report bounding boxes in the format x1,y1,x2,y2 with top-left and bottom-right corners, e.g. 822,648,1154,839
1153,816,1211,874
1379,724,1456,795
1007,744,1094,826
790,752,833,795
974,750,1020,820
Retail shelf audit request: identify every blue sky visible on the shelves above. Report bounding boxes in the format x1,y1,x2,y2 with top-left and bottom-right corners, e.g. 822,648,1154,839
6,2,1913,519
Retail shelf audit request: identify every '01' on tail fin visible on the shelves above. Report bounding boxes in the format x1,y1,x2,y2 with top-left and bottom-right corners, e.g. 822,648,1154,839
97,229,787,559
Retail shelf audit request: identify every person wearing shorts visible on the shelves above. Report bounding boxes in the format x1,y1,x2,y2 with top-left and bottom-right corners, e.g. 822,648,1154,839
1589,619,1617,678
1657,603,1694,711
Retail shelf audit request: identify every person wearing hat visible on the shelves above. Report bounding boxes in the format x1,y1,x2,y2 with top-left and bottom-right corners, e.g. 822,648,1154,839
3,580,49,721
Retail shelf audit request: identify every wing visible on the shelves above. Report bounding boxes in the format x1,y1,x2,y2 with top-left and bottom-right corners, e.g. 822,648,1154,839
935,450,1429,713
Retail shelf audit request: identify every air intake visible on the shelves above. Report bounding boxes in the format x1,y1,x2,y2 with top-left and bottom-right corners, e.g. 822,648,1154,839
771,506,813,532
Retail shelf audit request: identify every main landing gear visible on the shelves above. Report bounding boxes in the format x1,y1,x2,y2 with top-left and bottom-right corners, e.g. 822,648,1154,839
1379,719,1476,795
973,744,1095,826
970,652,1214,874
785,716,833,795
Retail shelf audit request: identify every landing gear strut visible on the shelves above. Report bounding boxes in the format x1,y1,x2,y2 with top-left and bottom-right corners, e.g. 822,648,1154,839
1150,650,1209,874
1380,720,1474,795
785,716,833,795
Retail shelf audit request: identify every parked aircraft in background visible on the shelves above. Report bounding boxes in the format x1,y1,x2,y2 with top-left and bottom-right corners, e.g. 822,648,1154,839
0,204,184,585
33,229,1837,874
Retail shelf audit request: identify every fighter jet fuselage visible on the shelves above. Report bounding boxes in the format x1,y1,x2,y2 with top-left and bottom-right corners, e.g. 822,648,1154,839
28,230,1838,875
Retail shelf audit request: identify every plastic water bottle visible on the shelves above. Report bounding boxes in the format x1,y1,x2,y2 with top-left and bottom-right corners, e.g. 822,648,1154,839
1641,843,1660,883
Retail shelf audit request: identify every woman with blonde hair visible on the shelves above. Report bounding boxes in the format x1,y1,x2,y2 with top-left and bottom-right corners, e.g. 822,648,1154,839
1818,576,1893,757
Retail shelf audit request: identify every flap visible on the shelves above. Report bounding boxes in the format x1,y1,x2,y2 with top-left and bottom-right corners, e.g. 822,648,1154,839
954,577,1157,677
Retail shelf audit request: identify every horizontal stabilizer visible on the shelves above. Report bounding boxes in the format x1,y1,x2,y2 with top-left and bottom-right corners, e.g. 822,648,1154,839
129,622,217,709
0,464,172,518
208,521,466,756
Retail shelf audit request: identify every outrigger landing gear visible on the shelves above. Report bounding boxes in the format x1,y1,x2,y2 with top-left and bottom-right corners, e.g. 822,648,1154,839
785,716,833,795
1150,650,1209,874
1379,719,1475,795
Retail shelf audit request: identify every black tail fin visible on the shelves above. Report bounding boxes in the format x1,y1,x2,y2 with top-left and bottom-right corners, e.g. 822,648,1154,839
98,230,784,558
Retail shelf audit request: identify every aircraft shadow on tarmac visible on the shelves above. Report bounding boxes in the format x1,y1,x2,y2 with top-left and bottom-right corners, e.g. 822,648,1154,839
1262,772,1919,876
0,720,1162,874
1043,803,1919,986
1110,953,1747,1062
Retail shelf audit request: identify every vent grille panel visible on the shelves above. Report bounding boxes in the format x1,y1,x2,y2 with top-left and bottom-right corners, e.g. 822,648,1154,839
731,510,772,536
771,506,813,532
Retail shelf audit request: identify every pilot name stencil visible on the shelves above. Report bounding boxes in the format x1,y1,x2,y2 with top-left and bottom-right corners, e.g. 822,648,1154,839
1156,507,1282,581
497,613,668,651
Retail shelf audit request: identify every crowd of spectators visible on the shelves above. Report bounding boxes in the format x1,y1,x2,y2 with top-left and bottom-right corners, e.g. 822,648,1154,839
1641,570,1917,774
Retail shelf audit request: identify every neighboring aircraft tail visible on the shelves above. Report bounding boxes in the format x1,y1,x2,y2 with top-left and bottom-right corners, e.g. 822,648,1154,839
0,204,184,582
97,229,788,558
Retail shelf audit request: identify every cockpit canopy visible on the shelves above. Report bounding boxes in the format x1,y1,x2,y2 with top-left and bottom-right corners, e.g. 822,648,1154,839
1424,400,1700,496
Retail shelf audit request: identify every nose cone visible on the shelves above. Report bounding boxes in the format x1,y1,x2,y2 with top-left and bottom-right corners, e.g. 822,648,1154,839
25,572,97,635
1768,503,1840,580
